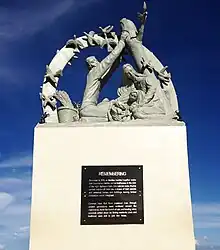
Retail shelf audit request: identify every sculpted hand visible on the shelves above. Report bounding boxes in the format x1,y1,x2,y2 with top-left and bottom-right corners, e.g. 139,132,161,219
158,66,171,84
137,2,148,24
114,101,127,111
120,31,130,41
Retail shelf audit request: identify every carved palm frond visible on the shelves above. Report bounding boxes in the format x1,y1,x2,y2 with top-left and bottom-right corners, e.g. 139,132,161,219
54,90,76,109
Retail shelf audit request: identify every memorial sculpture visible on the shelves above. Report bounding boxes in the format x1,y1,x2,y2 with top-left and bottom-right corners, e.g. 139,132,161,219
30,3,195,249
40,2,181,123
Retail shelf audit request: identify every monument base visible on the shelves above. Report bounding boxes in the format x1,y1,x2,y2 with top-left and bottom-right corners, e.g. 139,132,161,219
29,122,195,250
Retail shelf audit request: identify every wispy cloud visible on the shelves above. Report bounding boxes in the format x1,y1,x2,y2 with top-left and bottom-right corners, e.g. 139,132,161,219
0,0,73,42
193,203,220,229
196,239,200,246
0,193,14,210
0,168,31,248
197,247,220,250
0,0,101,88
0,0,76,87
0,244,5,250
0,153,32,168
0,0,99,43
0,174,31,249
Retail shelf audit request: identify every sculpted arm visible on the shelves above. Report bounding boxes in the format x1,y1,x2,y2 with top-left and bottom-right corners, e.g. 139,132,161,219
94,32,129,79
136,2,148,42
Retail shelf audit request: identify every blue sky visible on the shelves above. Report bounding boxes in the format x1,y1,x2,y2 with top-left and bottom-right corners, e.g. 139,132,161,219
0,0,220,249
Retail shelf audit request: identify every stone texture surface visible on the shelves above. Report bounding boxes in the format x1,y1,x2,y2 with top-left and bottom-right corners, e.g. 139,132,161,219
29,124,195,250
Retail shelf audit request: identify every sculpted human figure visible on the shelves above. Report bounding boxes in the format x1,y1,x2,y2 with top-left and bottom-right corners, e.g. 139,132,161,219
125,64,164,109
108,64,138,121
80,31,129,119
109,63,166,121
120,18,179,118
116,64,137,102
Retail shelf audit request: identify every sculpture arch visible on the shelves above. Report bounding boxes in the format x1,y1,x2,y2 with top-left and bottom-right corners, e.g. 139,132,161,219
40,3,179,123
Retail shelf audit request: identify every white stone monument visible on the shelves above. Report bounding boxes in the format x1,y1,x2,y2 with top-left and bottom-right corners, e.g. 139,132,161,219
29,122,195,250
29,2,195,250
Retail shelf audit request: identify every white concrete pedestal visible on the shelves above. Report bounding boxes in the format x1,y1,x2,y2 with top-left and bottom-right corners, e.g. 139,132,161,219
29,122,195,250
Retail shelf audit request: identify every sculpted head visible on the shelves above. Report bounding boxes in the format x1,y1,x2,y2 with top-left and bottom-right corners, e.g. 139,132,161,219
86,56,99,70
120,18,138,38
123,64,136,80
128,91,138,103
123,64,134,73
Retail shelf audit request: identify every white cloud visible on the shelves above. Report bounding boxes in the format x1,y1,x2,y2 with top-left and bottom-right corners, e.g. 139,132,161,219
0,244,5,250
13,226,30,239
0,153,32,168
0,0,101,88
0,174,31,249
19,226,29,233
197,247,220,250
5,203,30,216
193,203,220,229
0,178,30,192
0,0,74,41
0,193,14,210
193,204,220,215
196,239,200,246
0,0,100,43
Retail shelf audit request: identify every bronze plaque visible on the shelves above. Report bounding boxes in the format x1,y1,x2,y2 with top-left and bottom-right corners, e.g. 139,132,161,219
81,165,144,225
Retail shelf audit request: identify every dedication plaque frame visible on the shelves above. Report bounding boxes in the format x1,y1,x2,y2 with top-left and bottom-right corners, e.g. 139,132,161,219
81,165,144,225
